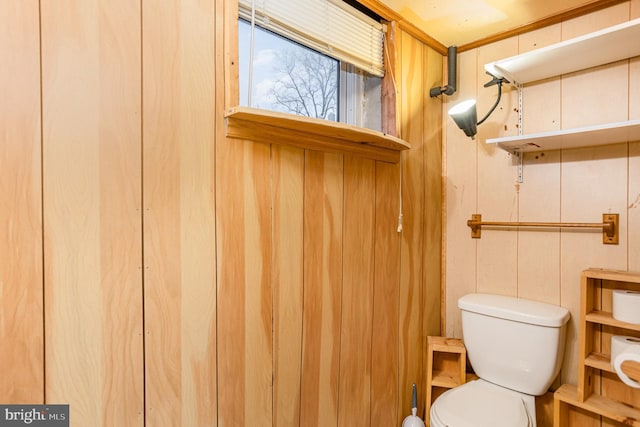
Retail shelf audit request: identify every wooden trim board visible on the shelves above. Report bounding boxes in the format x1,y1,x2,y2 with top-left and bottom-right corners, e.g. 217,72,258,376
225,106,410,163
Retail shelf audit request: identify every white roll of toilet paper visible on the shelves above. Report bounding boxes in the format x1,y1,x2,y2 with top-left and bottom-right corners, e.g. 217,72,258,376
612,290,640,324
611,335,640,389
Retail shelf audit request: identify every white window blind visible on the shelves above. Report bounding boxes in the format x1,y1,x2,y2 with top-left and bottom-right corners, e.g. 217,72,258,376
238,0,385,77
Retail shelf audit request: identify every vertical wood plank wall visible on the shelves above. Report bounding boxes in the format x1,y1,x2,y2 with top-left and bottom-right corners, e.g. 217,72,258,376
444,1,640,425
143,0,218,425
41,1,144,426
0,0,43,404
0,0,442,426
272,146,305,426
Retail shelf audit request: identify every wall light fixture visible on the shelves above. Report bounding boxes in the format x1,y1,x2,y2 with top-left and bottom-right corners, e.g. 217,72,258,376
448,72,508,139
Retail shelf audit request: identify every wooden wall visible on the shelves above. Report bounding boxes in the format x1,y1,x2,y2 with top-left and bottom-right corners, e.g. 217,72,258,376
0,0,442,426
41,0,144,424
0,0,43,404
444,1,640,425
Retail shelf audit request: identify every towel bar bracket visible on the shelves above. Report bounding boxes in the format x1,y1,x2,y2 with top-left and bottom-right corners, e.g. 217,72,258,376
603,213,619,245
467,213,619,245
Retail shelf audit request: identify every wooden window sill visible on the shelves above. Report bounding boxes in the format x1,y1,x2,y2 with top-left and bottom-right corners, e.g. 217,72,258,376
224,106,410,163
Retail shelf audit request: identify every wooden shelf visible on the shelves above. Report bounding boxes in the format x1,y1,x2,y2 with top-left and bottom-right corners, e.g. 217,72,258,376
582,268,640,283
426,337,468,427
577,270,640,401
584,352,614,373
555,269,640,425
486,119,640,153
585,352,640,382
586,310,640,332
432,370,461,389
555,384,640,427
485,18,640,85
224,106,410,163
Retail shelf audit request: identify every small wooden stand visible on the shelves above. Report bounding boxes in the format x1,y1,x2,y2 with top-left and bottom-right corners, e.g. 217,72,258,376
425,336,468,426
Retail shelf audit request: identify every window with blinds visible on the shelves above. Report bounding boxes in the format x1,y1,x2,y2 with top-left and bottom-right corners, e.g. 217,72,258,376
238,0,385,76
238,0,384,131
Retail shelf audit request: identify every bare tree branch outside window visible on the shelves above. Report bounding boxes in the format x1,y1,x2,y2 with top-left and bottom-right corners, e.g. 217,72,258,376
270,49,338,120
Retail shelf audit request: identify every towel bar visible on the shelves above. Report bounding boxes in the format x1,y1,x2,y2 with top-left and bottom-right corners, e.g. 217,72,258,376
467,213,618,244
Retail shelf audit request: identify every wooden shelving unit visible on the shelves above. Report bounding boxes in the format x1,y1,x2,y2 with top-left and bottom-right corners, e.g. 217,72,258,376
425,336,471,426
554,268,640,426
483,18,640,154
224,106,411,163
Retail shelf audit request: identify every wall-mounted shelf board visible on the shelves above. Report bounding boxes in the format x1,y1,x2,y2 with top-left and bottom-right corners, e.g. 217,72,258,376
486,119,640,153
586,310,640,332
485,17,640,85
224,106,410,163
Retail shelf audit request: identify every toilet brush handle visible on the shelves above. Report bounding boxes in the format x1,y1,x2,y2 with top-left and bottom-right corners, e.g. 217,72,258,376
412,383,417,409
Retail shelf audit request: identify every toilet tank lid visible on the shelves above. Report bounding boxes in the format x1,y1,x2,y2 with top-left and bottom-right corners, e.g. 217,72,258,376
458,293,570,327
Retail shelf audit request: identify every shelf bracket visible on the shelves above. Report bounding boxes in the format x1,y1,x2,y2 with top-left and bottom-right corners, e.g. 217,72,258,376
517,85,523,183
517,152,523,183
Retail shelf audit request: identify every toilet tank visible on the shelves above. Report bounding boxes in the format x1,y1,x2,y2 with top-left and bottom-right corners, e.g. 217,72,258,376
458,293,570,396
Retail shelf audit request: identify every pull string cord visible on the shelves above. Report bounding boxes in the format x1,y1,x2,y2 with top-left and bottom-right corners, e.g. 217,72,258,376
397,156,403,233
248,0,256,107
383,27,403,233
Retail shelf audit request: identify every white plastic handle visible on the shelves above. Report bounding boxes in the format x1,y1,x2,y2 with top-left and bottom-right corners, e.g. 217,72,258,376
614,352,640,389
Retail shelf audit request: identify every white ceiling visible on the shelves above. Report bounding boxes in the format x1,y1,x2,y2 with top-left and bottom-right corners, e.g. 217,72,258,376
377,0,601,46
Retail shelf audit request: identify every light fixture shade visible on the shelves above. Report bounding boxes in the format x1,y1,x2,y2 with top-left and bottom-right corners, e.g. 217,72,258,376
448,99,478,138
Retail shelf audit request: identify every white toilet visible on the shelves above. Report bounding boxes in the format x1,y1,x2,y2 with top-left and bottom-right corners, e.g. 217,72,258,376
429,293,570,427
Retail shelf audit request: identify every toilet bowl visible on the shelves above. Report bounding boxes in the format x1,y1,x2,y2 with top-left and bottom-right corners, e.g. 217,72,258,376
429,379,534,427
429,293,569,427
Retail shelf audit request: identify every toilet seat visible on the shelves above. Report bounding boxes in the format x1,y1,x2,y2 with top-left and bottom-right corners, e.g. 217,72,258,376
430,379,533,427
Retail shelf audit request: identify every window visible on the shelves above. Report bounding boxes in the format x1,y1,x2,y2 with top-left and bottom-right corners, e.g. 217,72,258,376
239,20,339,121
238,0,384,131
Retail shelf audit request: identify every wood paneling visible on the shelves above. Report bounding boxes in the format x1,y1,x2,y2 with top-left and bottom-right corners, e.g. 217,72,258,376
631,57,640,120
517,15,562,306
338,156,376,426
143,0,218,425
371,161,401,427
561,60,629,129
423,47,443,337
3,1,442,425
632,142,640,272
561,1,630,38
476,37,519,298
216,136,273,426
518,150,561,305
443,48,479,339
561,3,629,130
560,143,628,387
0,0,43,404
41,0,143,425
519,24,562,136
272,146,304,426
300,151,343,427
398,30,425,421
